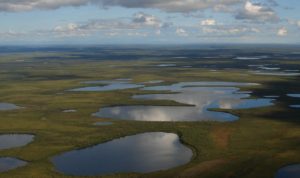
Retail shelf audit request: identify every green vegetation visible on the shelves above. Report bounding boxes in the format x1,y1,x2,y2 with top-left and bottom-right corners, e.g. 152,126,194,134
0,50,299,178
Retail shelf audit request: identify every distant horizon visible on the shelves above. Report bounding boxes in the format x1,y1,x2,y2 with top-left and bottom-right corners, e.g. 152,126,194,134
1,43,300,47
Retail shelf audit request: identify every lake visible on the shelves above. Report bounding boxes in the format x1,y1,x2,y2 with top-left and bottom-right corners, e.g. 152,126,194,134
94,82,273,122
52,132,192,176
275,164,300,178
69,80,144,92
0,134,35,150
0,157,27,173
0,103,21,111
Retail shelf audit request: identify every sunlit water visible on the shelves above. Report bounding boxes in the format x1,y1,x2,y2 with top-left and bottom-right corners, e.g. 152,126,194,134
142,80,164,84
287,94,300,98
93,105,238,122
235,56,268,60
93,82,273,122
157,64,176,67
290,105,300,108
52,132,192,176
62,109,77,113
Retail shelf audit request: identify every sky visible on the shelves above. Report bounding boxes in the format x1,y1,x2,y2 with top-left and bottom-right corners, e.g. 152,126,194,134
0,0,300,45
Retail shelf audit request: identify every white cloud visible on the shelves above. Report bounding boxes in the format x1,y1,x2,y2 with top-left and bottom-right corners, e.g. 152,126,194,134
0,0,89,12
287,19,300,28
54,23,79,32
0,30,26,38
53,23,90,37
245,1,263,14
235,1,278,22
213,4,235,12
127,32,148,37
201,19,216,26
133,12,162,28
277,27,288,36
176,28,188,37
201,24,261,37
155,29,161,35
251,27,260,33
49,12,167,38
105,32,120,37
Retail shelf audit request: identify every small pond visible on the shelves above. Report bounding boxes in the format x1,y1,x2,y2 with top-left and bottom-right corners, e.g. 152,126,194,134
275,164,300,178
142,80,164,84
0,157,27,173
252,71,300,76
93,122,113,126
69,80,144,92
62,109,77,113
235,56,268,60
157,64,176,67
0,103,21,111
287,94,300,98
52,132,192,176
285,70,300,72
264,96,280,98
290,105,300,108
0,134,35,150
258,66,281,70
209,98,274,109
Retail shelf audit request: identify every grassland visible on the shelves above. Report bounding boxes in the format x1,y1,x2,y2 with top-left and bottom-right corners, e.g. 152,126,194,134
0,46,299,178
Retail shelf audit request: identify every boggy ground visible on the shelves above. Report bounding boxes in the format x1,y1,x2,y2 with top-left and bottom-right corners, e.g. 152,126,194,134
0,47,299,178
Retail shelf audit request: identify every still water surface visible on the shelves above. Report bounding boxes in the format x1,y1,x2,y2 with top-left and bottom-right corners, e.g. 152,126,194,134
94,82,273,122
0,103,21,111
0,157,27,173
0,134,34,150
275,164,300,178
52,132,193,176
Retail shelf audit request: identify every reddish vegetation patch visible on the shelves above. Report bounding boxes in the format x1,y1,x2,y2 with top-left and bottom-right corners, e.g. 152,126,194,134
211,126,233,149
179,159,228,177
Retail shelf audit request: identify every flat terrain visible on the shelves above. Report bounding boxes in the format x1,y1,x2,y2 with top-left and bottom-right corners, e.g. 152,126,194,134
0,45,299,178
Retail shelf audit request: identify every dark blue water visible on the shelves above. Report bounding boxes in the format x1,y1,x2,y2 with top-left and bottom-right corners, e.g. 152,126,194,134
52,132,192,176
275,164,300,178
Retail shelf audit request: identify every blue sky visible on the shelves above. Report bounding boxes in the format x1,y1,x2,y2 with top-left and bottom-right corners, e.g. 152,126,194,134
0,0,299,44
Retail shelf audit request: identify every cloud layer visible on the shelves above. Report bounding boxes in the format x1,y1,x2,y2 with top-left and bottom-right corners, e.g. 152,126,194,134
235,1,278,22
49,12,165,38
1,0,299,44
0,0,242,12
